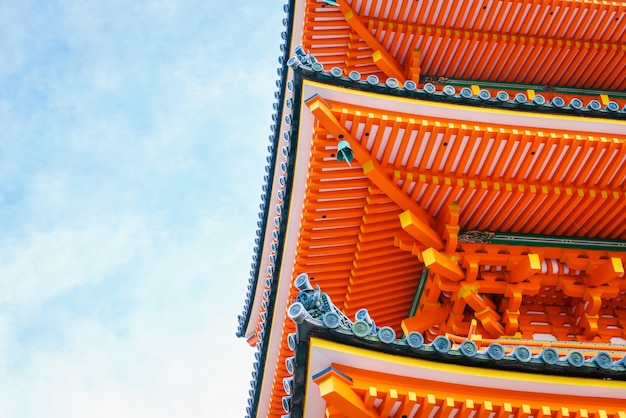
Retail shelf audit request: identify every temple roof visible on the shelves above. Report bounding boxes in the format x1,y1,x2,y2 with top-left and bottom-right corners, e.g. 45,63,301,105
293,335,626,418
240,68,626,417
238,0,626,344
299,0,626,90
239,65,626,338
238,1,626,416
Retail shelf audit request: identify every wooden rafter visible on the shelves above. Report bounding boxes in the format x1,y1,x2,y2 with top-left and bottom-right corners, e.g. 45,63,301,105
313,361,626,418
345,187,419,328
310,97,626,238
334,1,406,81
401,238,626,340
305,95,438,230
302,0,626,89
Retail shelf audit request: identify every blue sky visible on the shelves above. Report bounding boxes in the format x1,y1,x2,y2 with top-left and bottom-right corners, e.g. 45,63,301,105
0,1,281,416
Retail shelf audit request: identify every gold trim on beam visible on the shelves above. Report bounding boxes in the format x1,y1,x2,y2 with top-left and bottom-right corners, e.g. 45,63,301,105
422,247,464,281
315,372,378,418
586,257,624,287
507,254,542,283
399,210,444,250
337,3,406,82
402,303,450,335
305,96,438,232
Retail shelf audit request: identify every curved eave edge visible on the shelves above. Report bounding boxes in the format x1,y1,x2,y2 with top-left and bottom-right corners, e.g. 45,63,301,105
303,323,626,378
293,65,626,121
236,0,296,340
284,275,626,416
238,3,306,418
287,323,626,418
285,320,626,418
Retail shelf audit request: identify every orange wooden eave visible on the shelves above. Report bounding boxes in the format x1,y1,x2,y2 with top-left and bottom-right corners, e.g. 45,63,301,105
314,362,626,418
303,95,626,238
302,0,626,90
256,66,626,416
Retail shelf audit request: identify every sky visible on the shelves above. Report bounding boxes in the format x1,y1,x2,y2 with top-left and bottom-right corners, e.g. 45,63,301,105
0,1,283,417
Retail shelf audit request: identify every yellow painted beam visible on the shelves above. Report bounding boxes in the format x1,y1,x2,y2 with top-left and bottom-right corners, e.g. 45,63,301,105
600,95,610,105
338,3,406,82
317,374,378,418
556,407,570,418
518,404,532,418
400,210,444,250
422,247,464,281
539,406,553,418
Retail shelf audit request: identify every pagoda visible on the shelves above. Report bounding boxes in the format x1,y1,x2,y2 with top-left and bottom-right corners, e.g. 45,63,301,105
238,0,626,417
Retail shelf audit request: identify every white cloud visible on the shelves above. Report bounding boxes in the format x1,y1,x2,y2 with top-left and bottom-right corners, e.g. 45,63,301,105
0,1,285,417
0,219,144,307
0,212,257,417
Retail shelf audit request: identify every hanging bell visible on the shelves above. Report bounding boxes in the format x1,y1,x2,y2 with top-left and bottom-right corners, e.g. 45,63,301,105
337,140,354,164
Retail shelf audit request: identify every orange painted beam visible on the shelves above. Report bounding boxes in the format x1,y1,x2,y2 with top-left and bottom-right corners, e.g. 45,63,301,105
405,49,421,81
422,247,464,281
459,286,505,337
460,399,476,418
444,224,460,254
502,309,520,336
378,389,399,417
386,162,621,208
315,373,378,418
402,303,450,334
399,210,444,250
418,394,438,418
334,362,626,416
303,2,626,89
325,405,348,418
439,397,457,417
586,257,624,287
481,401,495,418
306,96,438,232
336,2,406,82
397,392,419,418
507,254,542,283
363,160,437,226
363,386,377,409
439,202,460,228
